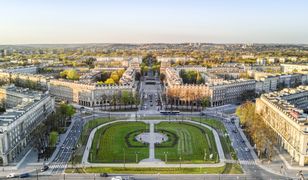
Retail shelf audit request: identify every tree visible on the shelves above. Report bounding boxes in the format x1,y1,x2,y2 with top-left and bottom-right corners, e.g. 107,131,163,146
104,78,115,85
236,101,277,160
49,131,59,148
100,71,110,82
110,72,120,83
59,103,76,120
84,57,96,68
66,69,80,80
201,96,210,108
60,69,80,80
160,73,166,82
121,91,130,109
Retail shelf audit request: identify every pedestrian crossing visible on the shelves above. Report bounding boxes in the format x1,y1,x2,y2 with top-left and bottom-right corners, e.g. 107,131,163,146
224,159,256,165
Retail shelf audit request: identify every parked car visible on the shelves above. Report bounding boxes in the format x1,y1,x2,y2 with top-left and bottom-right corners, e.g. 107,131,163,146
19,173,30,178
41,165,49,172
100,173,108,177
6,173,16,178
244,147,250,152
111,176,123,180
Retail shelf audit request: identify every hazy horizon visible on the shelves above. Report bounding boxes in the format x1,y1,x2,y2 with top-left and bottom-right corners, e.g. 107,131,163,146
1,0,308,44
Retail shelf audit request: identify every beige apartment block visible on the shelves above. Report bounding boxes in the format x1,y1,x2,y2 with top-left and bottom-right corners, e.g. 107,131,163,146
256,86,308,166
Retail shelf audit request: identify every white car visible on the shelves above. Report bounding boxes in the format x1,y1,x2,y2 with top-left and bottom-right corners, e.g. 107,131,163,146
111,176,123,180
6,173,16,178
244,147,250,152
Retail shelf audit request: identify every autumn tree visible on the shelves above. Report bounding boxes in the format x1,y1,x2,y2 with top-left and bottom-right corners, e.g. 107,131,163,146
104,78,115,84
236,101,277,160
60,69,80,80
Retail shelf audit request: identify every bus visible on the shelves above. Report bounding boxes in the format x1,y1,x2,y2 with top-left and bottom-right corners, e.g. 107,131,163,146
160,111,180,115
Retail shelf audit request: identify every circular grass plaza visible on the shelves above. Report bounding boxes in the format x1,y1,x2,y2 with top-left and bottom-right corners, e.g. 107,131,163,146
88,121,219,164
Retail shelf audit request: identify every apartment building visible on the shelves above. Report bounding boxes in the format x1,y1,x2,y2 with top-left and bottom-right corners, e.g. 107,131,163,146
256,86,308,166
208,79,256,106
281,64,308,73
0,85,54,165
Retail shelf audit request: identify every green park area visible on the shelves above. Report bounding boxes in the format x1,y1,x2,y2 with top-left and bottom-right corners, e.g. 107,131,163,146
155,122,218,164
70,117,242,174
89,122,149,163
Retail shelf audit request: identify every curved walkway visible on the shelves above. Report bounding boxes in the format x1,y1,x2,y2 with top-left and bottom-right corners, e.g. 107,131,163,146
81,119,226,167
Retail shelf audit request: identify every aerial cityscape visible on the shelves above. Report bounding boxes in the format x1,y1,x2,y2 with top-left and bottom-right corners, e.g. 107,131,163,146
1,0,308,180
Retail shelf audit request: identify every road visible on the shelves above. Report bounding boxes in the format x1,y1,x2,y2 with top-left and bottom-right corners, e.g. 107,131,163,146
9,173,265,180
47,114,84,175
139,56,162,113
201,110,290,180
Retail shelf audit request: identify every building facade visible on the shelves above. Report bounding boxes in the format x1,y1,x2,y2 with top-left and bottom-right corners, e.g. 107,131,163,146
256,86,308,166
0,85,54,165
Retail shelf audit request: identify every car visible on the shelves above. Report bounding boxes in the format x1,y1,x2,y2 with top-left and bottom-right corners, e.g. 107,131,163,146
41,165,49,172
19,173,30,178
6,173,16,178
232,129,238,133
123,176,135,180
241,140,245,143
244,147,250,152
100,173,108,177
111,176,123,180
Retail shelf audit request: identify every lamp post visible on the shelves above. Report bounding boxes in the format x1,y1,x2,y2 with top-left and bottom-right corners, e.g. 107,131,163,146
164,152,168,163
135,152,139,163
123,148,126,168
179,156,182,169
204,148,207,163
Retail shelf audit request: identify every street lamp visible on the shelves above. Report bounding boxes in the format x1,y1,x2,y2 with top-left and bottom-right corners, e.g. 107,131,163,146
135,152,139,163
204,149,207,163
179,156,182,169
164,152,168,162
123,148,126,168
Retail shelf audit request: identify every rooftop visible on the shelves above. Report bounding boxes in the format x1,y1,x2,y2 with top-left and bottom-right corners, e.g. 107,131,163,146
0,85,48,127
262,86,308,124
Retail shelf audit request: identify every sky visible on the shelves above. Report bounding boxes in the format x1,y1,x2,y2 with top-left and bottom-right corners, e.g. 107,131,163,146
0,0,308,44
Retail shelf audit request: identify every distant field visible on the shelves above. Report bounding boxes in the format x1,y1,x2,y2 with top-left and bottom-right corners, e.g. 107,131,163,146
155,122,218,164
89,122,149,163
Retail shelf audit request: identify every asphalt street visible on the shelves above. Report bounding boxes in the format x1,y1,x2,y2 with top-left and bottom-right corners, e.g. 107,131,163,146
47,114,84,175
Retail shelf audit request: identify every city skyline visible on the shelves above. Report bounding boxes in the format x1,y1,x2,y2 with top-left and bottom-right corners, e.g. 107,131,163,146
1,0,308,44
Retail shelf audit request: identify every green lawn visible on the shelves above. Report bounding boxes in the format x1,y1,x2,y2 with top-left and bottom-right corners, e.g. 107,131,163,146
80,117,116,146
90,122,149,163
191,117,238,160
66,166,225,174
155,122,218,164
